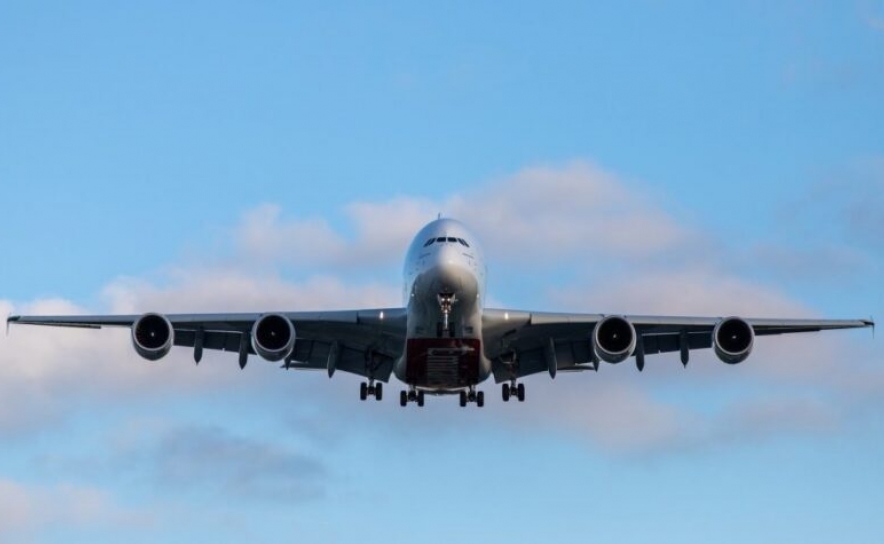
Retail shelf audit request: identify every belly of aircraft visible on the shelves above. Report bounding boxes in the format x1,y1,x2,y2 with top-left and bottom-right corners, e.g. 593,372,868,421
404,337,483,390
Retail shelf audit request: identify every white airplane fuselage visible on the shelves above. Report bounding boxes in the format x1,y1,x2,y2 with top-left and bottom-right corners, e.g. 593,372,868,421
394,218,491,392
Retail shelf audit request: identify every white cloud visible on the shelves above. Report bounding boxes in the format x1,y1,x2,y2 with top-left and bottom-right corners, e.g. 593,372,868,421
100,268,401,313
0,270,402,435
523,381,693,452
550,269,811,317
0,479,148,534
446,161,691,262
235,205,349,267
232,161,693,271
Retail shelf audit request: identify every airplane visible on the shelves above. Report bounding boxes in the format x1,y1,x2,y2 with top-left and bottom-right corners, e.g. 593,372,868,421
6,218,875,408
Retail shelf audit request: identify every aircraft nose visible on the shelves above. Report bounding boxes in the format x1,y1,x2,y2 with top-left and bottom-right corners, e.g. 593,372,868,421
430,260,468,293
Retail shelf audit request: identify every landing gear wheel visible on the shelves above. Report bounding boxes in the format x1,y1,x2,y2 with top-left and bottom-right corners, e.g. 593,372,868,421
476,391,485,408
459,391,467,407
360,382,368,401
375,382,383,401
517,383,525,402
502,384,510,402
417,391,425,407
400,390,407,407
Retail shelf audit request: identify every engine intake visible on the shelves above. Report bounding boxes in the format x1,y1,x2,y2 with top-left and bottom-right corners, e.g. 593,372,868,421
592,315,637,364
132,313,174,361
251,313,296,362
713,317,754,364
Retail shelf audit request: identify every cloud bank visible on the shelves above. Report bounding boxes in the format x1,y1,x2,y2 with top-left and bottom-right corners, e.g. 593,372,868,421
1,160,878,458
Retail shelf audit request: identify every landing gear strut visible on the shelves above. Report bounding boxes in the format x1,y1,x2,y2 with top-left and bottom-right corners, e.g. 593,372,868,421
459,386,484,408
437,293,457,338
359,380,382,401
400,387,425,407
501,381,525,402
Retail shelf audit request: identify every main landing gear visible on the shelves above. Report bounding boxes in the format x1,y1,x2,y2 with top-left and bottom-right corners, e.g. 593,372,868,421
359,381,382,401
400,387,425,407
501,381,525,402
459,387,484,408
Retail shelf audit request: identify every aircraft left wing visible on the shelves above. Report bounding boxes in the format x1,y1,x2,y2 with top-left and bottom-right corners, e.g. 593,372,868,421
7,309,408,382
482,309,874,382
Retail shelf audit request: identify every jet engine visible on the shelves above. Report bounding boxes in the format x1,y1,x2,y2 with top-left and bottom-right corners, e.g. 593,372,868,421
713,317,754,364
592,315,637,364
131,313,174,361
251,313,296,362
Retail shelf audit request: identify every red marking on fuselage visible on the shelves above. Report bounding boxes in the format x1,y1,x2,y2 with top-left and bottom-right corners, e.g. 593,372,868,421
405,338,481,387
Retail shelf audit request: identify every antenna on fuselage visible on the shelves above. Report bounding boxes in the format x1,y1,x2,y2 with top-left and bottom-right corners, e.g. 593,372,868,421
437,212,442,220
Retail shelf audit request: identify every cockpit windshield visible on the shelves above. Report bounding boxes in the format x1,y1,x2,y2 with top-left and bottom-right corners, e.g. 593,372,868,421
423,237,471,248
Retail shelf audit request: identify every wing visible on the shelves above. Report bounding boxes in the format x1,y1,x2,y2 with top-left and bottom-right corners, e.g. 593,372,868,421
7,309,407,382
482,309,874,383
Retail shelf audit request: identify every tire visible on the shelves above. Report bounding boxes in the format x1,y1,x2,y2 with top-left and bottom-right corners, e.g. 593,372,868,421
477,391,485,408
360,382,368,401
502,384,510,402
400,390,408,407
417,391,425,407
459,391,467,407
375,382,383,401
517,383,525,402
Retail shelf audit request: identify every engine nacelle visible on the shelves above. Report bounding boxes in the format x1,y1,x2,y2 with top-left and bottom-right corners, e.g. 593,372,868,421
132,313,174,361
251,313,296,362
713,316,754,364
592,315,637,364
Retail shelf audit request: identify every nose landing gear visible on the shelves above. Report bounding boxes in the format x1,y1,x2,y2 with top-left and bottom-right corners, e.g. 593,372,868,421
436,293,457,338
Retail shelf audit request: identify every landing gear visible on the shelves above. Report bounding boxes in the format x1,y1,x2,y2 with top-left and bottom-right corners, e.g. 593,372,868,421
436,293,457,338
359,381,382,401
459,387,484,408
501,382,525,402
436,322,456,338
399,387,425,407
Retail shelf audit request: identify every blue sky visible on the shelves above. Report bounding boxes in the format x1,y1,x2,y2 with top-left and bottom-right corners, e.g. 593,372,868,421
1,1,883,542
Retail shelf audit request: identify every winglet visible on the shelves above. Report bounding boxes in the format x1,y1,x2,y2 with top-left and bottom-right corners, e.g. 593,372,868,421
6,314,17,336
870,316,876,339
